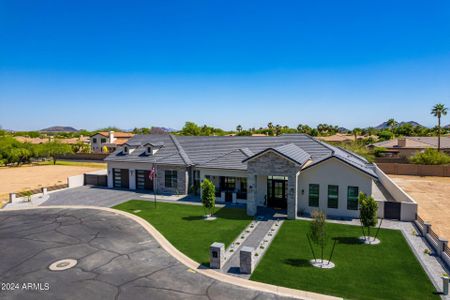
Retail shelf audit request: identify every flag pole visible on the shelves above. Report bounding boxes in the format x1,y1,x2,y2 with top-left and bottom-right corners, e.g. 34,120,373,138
154,164,157,208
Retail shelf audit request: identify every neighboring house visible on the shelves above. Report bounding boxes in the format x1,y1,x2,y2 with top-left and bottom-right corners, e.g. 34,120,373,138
369,137,450,158
105,134,395,220
90,131,134,153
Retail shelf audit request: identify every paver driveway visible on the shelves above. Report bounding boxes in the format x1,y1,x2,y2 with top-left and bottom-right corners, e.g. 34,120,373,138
0,208,291,300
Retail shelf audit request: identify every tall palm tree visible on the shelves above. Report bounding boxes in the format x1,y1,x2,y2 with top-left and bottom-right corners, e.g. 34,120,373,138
431,103,448,151
236,125,242,132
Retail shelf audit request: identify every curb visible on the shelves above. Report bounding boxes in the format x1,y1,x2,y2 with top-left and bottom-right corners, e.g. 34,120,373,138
0,205,341,300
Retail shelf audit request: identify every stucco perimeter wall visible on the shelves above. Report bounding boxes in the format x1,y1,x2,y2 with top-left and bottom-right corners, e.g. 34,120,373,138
374,164,417,221
106,161,188,194
298,158,373,219
377,162,450,177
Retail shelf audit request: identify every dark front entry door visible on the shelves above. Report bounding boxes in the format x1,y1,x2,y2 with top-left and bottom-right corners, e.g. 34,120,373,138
267,178,287,209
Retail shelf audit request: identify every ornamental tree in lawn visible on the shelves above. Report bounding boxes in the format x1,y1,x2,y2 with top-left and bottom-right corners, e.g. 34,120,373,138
358,192,378,241
308,210,328,262
201,179,216,217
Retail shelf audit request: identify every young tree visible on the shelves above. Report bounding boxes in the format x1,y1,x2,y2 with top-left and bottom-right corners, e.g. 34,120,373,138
386,118,398,136
431,103,448,152
201,179,216,217
358,192,378,241
308,210,327,262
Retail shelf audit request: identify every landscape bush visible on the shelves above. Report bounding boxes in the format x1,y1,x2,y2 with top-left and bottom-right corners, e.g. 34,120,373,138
409,148,450,165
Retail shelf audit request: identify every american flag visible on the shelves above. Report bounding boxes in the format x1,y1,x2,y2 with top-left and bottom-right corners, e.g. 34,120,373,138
149,167,156,180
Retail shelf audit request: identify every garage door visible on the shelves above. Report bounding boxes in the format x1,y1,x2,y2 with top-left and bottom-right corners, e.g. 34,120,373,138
113,168,129,189
136,170,154,191
84,174,107,186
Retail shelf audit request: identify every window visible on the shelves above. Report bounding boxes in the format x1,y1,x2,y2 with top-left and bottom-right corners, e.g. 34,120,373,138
92,138,97,143
165,170,177,188
308,184,319,207
221,177,236,191
124,146,128,153
147,147,152,154
347,186,359,210
327,185,339,209
101,138,106,143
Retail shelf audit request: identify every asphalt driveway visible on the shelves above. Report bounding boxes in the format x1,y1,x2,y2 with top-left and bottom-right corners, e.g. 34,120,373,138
41,186,149,207
0,208,290,300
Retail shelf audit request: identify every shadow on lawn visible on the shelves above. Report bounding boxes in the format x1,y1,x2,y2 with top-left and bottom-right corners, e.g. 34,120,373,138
181,207,252,222
283,258,312,268
332,236,362,245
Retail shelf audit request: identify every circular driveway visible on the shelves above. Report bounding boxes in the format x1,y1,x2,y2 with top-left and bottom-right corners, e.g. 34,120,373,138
0,208,291,300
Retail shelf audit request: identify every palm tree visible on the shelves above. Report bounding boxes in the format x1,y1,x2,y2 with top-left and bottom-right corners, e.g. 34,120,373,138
431,103,448,151
386,118,398,133
352,128,362,141
236,125,242,132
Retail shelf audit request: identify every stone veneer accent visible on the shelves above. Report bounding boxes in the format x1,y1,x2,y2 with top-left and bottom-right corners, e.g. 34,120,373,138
155,165,189,195
247,151,300,219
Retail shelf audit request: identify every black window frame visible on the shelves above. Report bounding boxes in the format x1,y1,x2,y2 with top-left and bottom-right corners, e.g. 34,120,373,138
92,138,97,143
327,185,339,209
100,138,107,144
308,184,320,207
165,170,178,188
347,186,359,210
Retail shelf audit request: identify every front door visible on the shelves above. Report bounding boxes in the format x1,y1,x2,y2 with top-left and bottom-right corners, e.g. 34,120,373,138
267,177,287,209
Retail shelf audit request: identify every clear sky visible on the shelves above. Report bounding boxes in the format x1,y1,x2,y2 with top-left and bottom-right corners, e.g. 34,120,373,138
1,0,450,131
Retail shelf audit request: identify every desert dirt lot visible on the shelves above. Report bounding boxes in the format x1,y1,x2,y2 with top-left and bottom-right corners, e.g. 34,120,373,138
0,164,105,201
388,174,450,240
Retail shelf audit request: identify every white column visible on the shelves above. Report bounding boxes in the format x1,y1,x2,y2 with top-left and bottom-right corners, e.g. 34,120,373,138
129,169,136,190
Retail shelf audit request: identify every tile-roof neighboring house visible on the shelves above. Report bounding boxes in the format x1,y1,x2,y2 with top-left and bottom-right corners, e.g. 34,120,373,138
370,137,450,149
106,134,377,177
93,131,134,138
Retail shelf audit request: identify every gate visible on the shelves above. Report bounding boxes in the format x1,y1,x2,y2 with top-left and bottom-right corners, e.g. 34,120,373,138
84,174,107,187
384,201,401,219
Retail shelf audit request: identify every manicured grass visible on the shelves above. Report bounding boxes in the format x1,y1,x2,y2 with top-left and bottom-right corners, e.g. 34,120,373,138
114,200,252,265
251,220,438,300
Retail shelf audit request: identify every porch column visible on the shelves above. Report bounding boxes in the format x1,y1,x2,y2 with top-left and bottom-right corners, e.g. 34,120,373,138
287,172,299,219
247,174,257,216
129,169,136,190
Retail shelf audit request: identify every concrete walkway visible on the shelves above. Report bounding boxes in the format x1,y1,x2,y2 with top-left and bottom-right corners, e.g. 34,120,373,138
299,217,450,298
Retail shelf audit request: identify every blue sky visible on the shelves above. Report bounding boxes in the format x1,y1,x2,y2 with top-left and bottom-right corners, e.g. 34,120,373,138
1,0,450,131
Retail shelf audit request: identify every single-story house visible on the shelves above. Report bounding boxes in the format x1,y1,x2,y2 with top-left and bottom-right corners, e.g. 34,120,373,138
369,136,450,158
105,134,394,219
90,131,134,153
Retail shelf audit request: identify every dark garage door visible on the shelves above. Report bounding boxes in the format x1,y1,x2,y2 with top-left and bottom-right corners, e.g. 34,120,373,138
136,170,154,191
113,168,129,189
84,174,107,186
384,201,401,219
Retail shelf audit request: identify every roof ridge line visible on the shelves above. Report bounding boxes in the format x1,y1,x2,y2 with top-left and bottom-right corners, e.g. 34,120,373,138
169,134,193,166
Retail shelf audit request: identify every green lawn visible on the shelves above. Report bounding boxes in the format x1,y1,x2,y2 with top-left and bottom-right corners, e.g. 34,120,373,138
114,200,252,265
251,220,438,300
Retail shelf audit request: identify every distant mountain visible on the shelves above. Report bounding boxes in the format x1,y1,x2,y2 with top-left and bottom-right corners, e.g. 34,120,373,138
337,127,350,133
40,126,78,132
374,121,425,130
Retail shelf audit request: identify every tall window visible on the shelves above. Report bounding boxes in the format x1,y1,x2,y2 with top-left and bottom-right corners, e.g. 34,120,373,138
308,184,319,207
92,138,97,143
347,186,359,210
327,185,339,209
165,170,177,188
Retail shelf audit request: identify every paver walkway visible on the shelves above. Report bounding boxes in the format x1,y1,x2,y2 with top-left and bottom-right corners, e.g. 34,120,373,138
222,208,285,279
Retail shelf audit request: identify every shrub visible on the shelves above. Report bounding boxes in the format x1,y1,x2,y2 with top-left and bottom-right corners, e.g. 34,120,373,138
201,179,216,216
409,148,450,165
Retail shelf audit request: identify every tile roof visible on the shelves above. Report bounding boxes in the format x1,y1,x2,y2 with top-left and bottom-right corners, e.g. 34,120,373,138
370,137,450,149
94,131,134,138
106,134,377,177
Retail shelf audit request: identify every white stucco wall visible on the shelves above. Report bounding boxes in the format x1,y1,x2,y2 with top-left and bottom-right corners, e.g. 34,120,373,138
298,158,374,219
